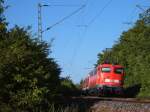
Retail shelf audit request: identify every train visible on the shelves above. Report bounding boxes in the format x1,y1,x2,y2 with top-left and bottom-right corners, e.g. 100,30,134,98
81,63,125,96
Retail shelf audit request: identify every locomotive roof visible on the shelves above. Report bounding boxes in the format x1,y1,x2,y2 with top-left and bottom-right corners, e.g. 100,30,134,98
98,63,124,68
83,64,124,78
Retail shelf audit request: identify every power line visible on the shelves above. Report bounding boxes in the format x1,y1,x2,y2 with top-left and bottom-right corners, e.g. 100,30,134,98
87,0,113,26
61,1,88,49
136,4,145,12
42,5,86,33
67,0,112,69
69,27,88,68
68,2,88,68
68,0,113,66
38,3,86,40
46,4,83,7
68,0,113,71
123,4,150,26
123,6,137,25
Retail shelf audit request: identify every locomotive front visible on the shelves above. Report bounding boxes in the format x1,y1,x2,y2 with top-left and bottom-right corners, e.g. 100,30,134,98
96,64,125,96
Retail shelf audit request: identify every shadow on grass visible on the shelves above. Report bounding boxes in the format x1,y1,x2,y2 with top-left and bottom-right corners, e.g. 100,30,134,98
124,84,141,98
55,96,99,112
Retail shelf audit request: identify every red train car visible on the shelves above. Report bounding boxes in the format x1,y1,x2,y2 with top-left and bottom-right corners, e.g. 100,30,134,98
81,63,125,96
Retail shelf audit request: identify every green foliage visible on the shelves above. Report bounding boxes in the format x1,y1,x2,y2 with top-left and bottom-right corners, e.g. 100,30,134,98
96,8,150,97
140,8,150,25
59,76,80,96
0,0,7,28
0,0,4,19
0,26,61,110
0,1,81,111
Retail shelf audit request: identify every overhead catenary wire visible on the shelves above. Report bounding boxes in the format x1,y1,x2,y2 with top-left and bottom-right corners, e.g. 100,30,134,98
42,4,86,33
68,2,88,69
123,3,148,26
71,0,113,58
136,4,145,12
123,6,137,25
68,0,113,71
37,3,85,40
62,1,89,76
37,2,87,76
46,4,84,7
87,0,113,27
61,1,89,49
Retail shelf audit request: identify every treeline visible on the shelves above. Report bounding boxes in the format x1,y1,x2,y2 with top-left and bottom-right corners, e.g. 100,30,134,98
96,8,150,97
0,1,79,111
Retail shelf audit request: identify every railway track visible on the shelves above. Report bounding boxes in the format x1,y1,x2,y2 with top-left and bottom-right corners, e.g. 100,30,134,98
59,96,150,112
71,96,150,112
72,96,150,104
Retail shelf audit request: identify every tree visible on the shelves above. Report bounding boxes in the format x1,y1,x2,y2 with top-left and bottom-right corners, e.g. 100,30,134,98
96,7,150,97
59,76,79,96
0,0,7,33
0,26,61,110
0,1,62,110
140,8,150,25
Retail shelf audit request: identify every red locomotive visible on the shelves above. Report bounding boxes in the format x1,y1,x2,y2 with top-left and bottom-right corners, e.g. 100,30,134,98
81,63,125,96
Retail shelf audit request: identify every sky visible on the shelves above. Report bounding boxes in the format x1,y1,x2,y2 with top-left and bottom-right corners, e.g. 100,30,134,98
4,0,150,83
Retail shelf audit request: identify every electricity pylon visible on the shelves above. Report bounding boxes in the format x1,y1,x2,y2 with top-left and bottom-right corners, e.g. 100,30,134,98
38,3,49,41
38,3,86,41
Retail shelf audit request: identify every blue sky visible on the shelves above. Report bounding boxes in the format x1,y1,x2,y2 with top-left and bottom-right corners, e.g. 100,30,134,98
5,0,150,83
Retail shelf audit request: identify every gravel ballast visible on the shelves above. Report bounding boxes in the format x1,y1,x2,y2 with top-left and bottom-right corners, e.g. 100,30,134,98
90,101,150,112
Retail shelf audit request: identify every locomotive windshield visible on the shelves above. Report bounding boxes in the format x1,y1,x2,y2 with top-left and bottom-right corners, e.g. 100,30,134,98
114,68,123,74
101,67,111,73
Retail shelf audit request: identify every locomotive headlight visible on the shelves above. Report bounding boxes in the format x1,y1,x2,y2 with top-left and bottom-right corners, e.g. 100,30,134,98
114,80,120,83
105,79,113,82
104,79,110,82
104,79,120,83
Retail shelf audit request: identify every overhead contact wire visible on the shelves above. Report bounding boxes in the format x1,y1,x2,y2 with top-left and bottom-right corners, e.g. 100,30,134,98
88,0,113,26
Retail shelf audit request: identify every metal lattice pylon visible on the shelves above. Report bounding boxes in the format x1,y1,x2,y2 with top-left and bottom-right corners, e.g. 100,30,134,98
38,3,42,41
